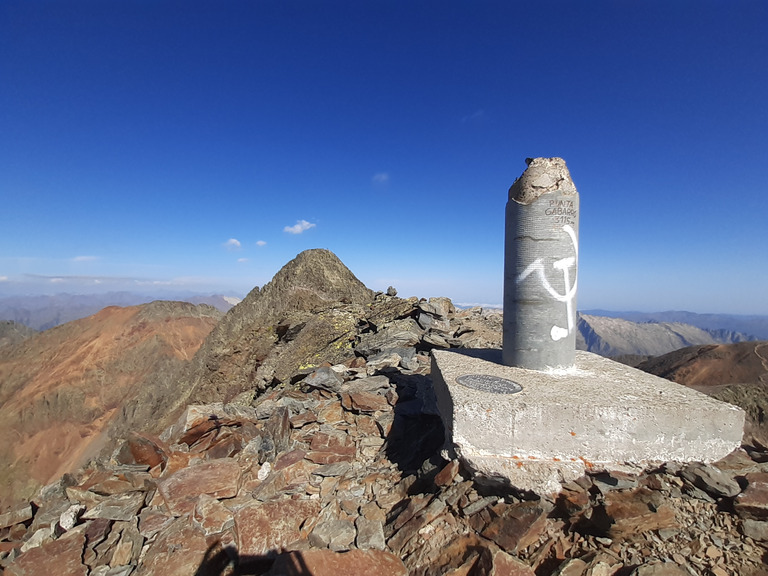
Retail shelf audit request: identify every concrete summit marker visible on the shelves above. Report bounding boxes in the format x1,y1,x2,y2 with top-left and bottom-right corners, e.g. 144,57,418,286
503,157,579,370
430,157,745,494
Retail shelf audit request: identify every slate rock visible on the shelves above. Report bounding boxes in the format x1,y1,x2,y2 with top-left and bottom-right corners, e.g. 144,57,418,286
309,519,356,551
679,462,741,498
115,433,168,470
734,472,768,520
0,505,33,530
740,518,768,541
235,499,321,557
356,318,423,357
267,549,407,576
5,532,86,576
305,366,344,393
481,501,550,553
263,406,292,455
157,459,241,516
134,519,214,576
81,492,146,522
193,493,233,535
355,516,386,550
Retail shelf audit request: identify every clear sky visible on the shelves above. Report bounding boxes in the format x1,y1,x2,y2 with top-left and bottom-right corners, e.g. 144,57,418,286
1,1,766,314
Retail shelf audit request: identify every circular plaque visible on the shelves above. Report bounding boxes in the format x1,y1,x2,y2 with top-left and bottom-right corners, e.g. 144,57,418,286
456,374,523,395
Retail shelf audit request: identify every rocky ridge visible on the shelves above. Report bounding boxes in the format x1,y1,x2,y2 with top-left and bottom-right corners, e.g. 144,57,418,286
2,250,768,575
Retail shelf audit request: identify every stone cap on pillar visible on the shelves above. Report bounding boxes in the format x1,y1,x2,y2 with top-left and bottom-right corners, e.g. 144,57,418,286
509,157,578,205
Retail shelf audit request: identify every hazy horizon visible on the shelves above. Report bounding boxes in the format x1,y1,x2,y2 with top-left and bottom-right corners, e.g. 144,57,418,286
2,2,766,316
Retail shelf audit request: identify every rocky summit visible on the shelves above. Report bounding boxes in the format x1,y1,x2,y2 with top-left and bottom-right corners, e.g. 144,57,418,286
1,249,768,575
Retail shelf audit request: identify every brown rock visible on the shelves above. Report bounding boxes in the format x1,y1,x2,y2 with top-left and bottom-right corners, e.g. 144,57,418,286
306,431,355,464
435,459,460,487
481,501,550,553
5,532,86,576
115,433,169,470
138,508,173,538
290,412,317,428
235,499,321,557
161,450,204,477
487,549,536,576
134,518,213,576
734,472,768,520
592,488,678,538
0,504,33,530
273,449,307,471
347,391,390,413
267,549,407,576
554,558,589,576
193,494,234,536
157,459,241,516
317,401,345,424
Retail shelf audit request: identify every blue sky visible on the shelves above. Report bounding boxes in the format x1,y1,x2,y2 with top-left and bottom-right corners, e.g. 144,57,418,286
1,1,766,314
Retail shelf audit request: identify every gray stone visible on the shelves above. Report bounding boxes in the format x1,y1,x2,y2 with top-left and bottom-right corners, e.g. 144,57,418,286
309,519,356,551
356,318,423,357
432,348,745,494
355,516,386,550
419,297,454,319
312,461,352,477
417,313,451,334
305,366,343,393
365,350,402,374
680,462,741,498
81,492,145,522
55,504,85,535
342,375,390,394
740,518,768,541
503,157,579,371
20,527,53,553
263,406,292,455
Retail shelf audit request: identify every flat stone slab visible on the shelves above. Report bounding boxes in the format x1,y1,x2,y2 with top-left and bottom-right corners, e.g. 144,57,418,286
431,349,745,494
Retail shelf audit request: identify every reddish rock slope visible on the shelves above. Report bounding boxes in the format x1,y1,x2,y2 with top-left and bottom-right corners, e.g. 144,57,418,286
0,301,221,510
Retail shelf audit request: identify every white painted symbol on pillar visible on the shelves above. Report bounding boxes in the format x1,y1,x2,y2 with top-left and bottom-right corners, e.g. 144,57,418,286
516,225,578,341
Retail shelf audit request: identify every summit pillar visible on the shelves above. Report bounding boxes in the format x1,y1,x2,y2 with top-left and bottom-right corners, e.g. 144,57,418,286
503,157,579,370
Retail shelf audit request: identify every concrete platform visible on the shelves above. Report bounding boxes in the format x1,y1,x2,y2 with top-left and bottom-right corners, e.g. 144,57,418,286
431,349,745,494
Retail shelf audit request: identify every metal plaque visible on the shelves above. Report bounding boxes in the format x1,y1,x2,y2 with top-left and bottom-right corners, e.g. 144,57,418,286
456,374,522,395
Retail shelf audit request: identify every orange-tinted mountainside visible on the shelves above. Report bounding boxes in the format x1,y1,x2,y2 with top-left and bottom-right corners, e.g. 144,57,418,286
637,341,768,390
0,301,221,510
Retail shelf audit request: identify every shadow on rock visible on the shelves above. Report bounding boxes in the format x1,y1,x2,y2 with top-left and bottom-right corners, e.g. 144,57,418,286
193,542,284,576
384,371,445,474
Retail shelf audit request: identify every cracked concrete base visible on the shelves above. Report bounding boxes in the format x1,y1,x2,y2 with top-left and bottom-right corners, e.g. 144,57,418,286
431,349,745,495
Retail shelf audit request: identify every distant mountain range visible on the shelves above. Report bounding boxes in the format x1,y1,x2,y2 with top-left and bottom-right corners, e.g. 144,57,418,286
0,292,240,331
582,309,768,340
576,313,757,362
